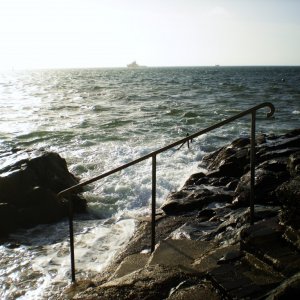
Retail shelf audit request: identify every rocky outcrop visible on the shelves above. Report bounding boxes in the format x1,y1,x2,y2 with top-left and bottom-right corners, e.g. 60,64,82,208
162,129,300,214
0,149,86,237
67,129,300,300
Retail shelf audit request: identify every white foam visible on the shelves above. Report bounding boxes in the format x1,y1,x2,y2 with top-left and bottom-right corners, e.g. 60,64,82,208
0,219,136,299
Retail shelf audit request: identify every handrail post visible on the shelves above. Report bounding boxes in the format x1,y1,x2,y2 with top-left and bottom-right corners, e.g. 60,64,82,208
151,154,156,252
250,111,256,225
68,198,76,282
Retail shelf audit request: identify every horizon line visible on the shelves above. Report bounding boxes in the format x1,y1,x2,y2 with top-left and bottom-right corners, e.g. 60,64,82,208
1,64,300,72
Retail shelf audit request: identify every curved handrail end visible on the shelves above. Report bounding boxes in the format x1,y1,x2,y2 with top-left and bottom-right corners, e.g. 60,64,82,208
265,102,275,118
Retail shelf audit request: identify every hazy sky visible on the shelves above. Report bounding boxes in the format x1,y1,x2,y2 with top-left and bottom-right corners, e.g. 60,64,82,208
1,0,300,69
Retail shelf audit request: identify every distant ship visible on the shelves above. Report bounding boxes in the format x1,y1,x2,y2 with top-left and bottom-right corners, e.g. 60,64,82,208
127,61,146,68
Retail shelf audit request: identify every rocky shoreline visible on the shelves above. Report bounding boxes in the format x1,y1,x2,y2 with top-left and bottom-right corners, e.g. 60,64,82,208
1,129,299,299
66,129,300,299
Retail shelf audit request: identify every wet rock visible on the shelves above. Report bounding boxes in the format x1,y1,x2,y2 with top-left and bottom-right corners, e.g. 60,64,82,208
167,281,221,300
266,272,300,299
16,186,66,227
257,157,288,173
183,172,206,187
225,179,239,191
208,264,263,299
283,226,300,251
0,203,17,236
268,134,300,150
241,217,300,276
257,147,300,162
202,137,250,178
0,149,86,236
276,176,300,229
287,151,300,177
161,186,233,215
234,166,289,207
217,249,242,264
197,208,215,221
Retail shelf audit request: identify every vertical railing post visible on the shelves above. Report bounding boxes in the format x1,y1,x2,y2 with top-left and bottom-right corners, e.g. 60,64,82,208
151,154,156,252
68,198,76,282
250,111,256,225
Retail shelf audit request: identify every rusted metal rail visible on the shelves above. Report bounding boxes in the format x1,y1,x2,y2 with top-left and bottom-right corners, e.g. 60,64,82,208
58,102,275,282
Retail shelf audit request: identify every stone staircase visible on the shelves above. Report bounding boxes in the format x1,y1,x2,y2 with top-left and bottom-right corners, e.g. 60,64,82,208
106,217,300,299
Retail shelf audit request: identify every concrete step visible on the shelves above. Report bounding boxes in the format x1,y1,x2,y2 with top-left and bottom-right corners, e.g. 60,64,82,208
111,239,215,280
110,253,150,280
147,239,215,273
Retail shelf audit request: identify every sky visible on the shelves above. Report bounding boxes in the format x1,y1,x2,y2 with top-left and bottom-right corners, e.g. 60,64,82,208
0,0,300,69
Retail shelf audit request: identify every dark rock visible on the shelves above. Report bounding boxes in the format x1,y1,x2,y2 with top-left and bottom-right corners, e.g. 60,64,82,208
161,186,233,215
257,158,288,173
0,203,17,236
241,217,300,277
283,226,300,251
0,149,86,236
284,128,300,138
16,186,67,227
234,167,289,206
217,249,242,264
206,175,236,187
208,264,263,299
287,151,300,177
203,138,250,177
276,176,300,229
197,208,215,221
257,147,300,163
183,172,206,187
261,134,300,152
225,179,239,190
267,272,300,299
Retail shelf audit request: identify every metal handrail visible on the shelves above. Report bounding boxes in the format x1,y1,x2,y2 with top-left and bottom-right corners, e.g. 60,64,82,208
58,102,275,282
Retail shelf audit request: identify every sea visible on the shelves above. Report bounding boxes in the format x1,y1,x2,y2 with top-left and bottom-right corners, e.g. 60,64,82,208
0,66,300,299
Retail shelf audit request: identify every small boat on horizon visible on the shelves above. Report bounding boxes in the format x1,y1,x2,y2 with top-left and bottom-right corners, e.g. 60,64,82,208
127,61,146,68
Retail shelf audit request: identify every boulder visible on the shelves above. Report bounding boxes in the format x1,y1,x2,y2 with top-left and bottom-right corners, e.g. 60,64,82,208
276,176,300,229
0,149,86,236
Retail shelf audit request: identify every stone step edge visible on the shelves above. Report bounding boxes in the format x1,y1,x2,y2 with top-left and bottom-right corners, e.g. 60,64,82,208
240,239,298,275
